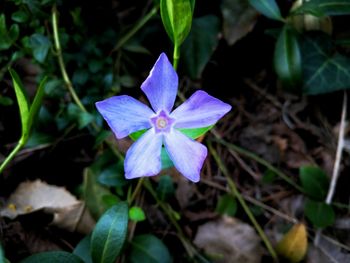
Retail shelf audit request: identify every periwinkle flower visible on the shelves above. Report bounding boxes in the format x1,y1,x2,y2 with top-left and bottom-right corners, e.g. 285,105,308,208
96,53,231,182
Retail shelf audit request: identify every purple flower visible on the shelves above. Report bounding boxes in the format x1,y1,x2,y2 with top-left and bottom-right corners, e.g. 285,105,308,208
96,53,231,182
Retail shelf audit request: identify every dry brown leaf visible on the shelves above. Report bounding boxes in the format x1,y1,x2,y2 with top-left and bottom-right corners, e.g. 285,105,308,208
0,180,94,233
193,216,263,263
276,223,308,263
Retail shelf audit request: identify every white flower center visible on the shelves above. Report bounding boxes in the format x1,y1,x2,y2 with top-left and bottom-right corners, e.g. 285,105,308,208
156,117,168,129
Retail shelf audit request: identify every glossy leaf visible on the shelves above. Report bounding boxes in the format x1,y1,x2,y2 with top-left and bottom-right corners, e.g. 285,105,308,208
0,14,19,50
215,194,237,217
91,203,129,263
304,199,335,228
248,0,283,21
9,69,30,137
301,33,350,94
98,162,127,187
156,175,175,201
181,16,220,79
129,206,146,222
291,0,350,16
73,235,93,263
299,166,329,200
276,223,307,263
274,26,302,89
129,234,173,263
160,0,193,46
29,33,51,63
20,251,83,263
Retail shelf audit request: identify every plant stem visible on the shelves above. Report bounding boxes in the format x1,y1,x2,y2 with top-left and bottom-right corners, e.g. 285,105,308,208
208,141,278,261
173,44,180,70
112,5,159,53
0,140,25,174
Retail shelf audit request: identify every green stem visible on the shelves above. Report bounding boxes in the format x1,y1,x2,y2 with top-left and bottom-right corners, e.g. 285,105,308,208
128,177,144,205
0,140,25,174
112,5,159,52
212,137,303,192
173,44,180,70
208,142,278,261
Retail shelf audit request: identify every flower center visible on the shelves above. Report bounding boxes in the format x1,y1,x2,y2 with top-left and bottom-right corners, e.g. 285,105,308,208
150,110,175,133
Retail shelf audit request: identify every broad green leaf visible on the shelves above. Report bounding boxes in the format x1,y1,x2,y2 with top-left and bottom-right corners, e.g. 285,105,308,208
91,203,129,263
161,148,174,169
29,34,51,63
129,206,146,222
0,244,4,263
304,199,335,228
301,33,350,94
26,76,47,140
160,0,193,46
11,10,29,23
290,0,350,16
248,0,283,21
102,194,119,208
83,168,111,220
0,14,19,50
20,251,83,263
129,234,173,263
73,235,93,263
98,161,127,187
181,15,220,79
9,69,30,137
299,166,329,200
274,26,302,89
156,175,175,201
215,194,237,216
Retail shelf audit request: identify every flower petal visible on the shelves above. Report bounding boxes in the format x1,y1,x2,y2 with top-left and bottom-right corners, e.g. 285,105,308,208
171,90,231,129
164,129,207,182
96,95,154,139
125,129,163,179
141,53,178,113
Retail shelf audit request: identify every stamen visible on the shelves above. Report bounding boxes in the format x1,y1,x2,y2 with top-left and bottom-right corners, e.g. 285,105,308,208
157,117,167,129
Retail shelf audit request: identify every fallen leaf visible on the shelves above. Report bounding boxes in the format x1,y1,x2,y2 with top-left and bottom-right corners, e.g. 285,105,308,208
276,223,308,263
0,180,94,234
194,216,263,263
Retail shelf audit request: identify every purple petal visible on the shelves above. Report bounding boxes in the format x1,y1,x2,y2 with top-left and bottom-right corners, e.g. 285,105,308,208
96,95,154,139
125,129,162,179
141,53,178,113
164,130,207,182
170,90,231,129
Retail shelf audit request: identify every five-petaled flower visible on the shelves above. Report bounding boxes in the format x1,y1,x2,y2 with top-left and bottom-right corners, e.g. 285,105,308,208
96,53,231,182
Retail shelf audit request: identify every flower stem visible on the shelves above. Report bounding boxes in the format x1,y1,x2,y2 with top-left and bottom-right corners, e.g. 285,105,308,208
208,141,278,261
173,44,180,70
0,140,25,175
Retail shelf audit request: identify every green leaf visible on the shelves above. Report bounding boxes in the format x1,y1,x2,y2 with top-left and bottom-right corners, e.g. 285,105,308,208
129,235,173,263
11,10,29,23
299,166,329,200
73,235,93,263
301,33,350,94
67,103,94,129
181,15,220,79
20,251,83,263
98,161,127,187
291,0,350,16
156,175,175,201
91,203,129,263
9,69,30,138
248,0,283,21
304,199,335,228
161,148,173,169
215,194,237,216
0,95,13,106
0,14,19,50
29,33,51,63
179,125,213,139
274,26,302,89
160,0,193,46
129,206,146,222
83,168,112,220
0,243,5,263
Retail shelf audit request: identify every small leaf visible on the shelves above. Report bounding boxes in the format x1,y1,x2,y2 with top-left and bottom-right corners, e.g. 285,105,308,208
0,14,19,50
0,243,5,263
73,235,93,263
302,33,350,94
9,69,30,138
160,0,193,46
156,175,175,201
181,16,220,79
67,103,94,129
91,203,129,263
129,234,173,263
215,194,237,217
98,162,127,187
29,33,51,63
291,0,350,16
276,223,308,263
11,10,29,23
129,206,146,222
0,95,13,106
248,0,283,21
20,251,83,263
299,166,329,200
304,199,335,228
274,26,302,89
